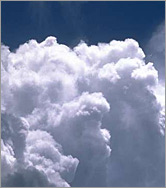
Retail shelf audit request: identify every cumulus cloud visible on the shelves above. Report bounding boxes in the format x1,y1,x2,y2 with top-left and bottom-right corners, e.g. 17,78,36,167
1,35,165,186
1,112,79,187
145,21,165,137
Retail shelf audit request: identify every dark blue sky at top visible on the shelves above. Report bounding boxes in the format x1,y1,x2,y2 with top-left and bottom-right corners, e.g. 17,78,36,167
1,1,165,51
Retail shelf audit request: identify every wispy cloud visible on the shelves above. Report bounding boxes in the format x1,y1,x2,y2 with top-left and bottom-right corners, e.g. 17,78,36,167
28,1,50,30
145,21,165,81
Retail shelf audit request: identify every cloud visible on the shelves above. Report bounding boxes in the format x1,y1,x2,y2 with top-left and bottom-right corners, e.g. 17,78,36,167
26,92,111,186
1,35,165,186
28,1,50,29
145,21,165,80
25,130,79,187
59,1,86,35
1,113,79,187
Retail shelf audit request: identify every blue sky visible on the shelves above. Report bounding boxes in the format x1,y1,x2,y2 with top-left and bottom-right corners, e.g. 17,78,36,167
2,1,165,50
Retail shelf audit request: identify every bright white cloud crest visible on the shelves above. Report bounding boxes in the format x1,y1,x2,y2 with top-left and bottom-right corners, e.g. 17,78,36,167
1,36,165,186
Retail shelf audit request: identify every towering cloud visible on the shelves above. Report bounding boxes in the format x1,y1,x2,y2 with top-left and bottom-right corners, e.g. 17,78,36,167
1,35,165,186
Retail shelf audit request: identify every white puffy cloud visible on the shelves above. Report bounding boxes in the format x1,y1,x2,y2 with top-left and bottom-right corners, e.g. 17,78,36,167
1,139,16,179
26,91,111,186
25,130,79,187
1,35,165,186
1,112,29,162
1,113,79,187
